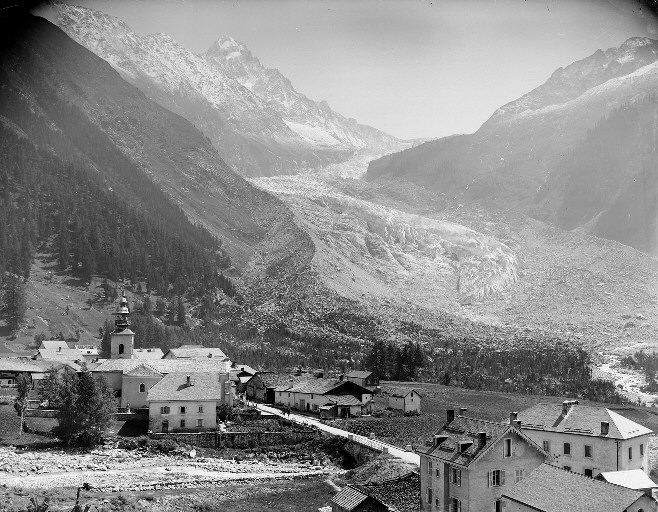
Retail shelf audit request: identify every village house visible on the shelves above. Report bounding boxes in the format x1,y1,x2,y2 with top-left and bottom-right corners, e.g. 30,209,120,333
599,469,658,497
246,373,306,403
162,345,230,364
418,409,550,512
502,463,658,512
147,372,231,433
331,472,420,512
276,377,373,418
34,340,88,363
388,389,421,414
516,400,652,476
0,358,44,387
132,348,164,360
120,363,163,410
345,370,379,389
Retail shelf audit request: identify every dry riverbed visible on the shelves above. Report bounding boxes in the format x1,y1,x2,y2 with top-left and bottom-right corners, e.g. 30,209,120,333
0,445,342,493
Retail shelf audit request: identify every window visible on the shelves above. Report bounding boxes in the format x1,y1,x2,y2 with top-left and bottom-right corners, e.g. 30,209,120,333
198,406,204,413
503,438,512,457
584,468,593,478
563,442,571,455
629,446,633,460
427,488,433,504
180,406,186,414
139,383,146,393
488,469,505,487
542,440,550,452
162,420,168,432
563,465,572,471
435,498,440,508
197,419,203,427
428,459,433,475
436,466,441,477
584,444,593,458
180,419,186,428
449,497,461,512
288,392,291,397
514,468,524,483
495,499,503,512
118,344,124,354
450,467,462,486
640,443,644,456
311,394,314,399
160,406,170,414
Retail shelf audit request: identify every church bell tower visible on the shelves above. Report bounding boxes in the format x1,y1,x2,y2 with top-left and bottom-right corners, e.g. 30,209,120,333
110,291,134,359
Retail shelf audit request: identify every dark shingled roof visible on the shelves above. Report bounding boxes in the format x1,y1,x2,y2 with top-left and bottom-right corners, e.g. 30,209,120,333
346,370,373,379
517,403,652,440
416,415,545,467
503,463,648,512
333,472,420,512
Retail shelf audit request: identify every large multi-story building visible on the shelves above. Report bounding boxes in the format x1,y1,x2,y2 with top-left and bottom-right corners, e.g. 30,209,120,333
517,400,653,477
418,410,550,512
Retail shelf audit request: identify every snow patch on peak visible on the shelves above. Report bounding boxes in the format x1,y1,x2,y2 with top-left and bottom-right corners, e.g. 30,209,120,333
218,36,239,49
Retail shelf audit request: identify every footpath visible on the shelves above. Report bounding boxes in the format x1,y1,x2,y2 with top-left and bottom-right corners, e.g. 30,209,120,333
254,403,420,466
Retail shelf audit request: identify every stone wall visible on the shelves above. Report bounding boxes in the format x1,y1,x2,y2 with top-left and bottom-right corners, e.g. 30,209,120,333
149,429,320,449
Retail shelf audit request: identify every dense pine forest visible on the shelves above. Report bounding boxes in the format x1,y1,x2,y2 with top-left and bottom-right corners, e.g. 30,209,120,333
0,123,234,300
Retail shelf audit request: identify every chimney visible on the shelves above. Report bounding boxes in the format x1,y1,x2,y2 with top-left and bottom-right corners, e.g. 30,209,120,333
447,409,455,423
208,353,213,358
510,411,518,425
515,420,522,427
339,374,344,381
478,432,487,449
458,441,473,453
433,435,449,447
601,421,609,436
459,407,468,416
186,375,191,387
58,346,61,352
562,400,571,415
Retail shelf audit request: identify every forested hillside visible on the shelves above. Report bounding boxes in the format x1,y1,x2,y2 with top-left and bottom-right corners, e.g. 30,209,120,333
0,124,230,298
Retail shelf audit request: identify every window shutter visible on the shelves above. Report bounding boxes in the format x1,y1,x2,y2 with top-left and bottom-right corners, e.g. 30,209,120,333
488,470,492,487
458,470,461,486
501,470,506,486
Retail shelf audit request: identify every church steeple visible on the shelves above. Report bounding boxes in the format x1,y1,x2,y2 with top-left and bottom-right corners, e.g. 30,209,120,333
113,290,130,332
110,290,134,359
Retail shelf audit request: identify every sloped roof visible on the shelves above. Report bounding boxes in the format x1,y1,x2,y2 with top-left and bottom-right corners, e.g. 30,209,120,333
232,364,256,375
391,388,422,399
346,472,421,512
92,359,141,373
416,415,545,467
517,403,652,440
148,372,223,401
346,370,373,379
39,340,72,351
124,363,163,377
289,378,370,396
331,486,369,511
503,463,647,512
260,373,307,391
37,348,83,361
324,394,363,406
599,469,658,490
148,359,230,375
164,345,227,359
0,358,45,373
133,348,164,360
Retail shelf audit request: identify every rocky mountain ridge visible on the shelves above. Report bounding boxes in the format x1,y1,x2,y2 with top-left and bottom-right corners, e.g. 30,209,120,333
366,36,658,255
54,3,404,177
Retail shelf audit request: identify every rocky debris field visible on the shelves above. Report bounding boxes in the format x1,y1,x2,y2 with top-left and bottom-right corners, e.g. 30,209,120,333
0,445,340,492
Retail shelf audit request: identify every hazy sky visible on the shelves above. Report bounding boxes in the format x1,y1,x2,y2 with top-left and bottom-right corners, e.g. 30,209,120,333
38,0,657,139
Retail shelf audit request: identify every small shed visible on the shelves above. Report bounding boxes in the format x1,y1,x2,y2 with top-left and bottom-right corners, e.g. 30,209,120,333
388,389,421,414
346,370,379,389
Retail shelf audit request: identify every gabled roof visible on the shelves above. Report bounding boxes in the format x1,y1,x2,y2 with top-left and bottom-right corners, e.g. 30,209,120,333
391,388,422,399
92,358,230,375
259,373,307,391
36,348,83,361
417,415,547,467
0,358,45,373
133,348,164,360
124,363,163,377
92,359,141,373
163,345,227,359
346,370,373,379
147,372,223,401
333,472,421,512
503,463,648,512
324,394,364,406
599,469,658,490
331,486,369,511
39,340,72,351
289,378,371,396
517,403,652,440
